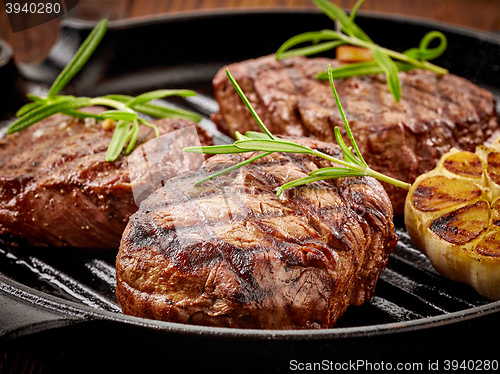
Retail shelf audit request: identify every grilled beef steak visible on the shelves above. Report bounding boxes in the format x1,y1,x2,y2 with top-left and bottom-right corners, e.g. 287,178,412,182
116,137,397,329
211,55,499,214
0,107,213,249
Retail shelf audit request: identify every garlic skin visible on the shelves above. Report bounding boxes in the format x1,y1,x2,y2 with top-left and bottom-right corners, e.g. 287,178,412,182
405,139,500,301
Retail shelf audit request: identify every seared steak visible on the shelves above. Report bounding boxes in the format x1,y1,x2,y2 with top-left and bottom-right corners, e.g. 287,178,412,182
0,107,213,249
211,55,499,214
116,137,397,329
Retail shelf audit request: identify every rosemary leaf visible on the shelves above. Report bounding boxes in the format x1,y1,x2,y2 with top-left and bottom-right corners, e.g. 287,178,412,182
19,95,78,114
125,120,140,154
404,31,447,61
184,144,247,154
327,64,366,166
277,167,367,195
276,176,338,196
125,89,196,107
317,61,414,80
26,94,44,102
348,0,365,26
48,19,108,98
372,48,401,101
278,40,345,60
311,0,372,42
7,97,92,134
226,69,275,140
234,131,249,141
333,126,361,166
309,167,364,177
105,94,202,122
137,118,160,138
100,110,137,122
61,109,104,120
15,101,42,117
234,139,315,154
138,105,202,122
193,152,272,186
244,131,277,140
105,120,131,162
276,30,344,60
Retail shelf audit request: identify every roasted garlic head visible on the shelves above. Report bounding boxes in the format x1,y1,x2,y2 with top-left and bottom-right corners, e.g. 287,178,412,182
405,138,500,300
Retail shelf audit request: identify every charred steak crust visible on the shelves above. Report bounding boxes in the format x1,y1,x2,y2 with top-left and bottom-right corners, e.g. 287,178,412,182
116,138,397,329
211,55,499,214
0,107,213,249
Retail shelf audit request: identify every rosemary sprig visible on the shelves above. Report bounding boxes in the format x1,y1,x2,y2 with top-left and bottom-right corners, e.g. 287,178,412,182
7,19,202,162
184,66,411,193
275,0,448,101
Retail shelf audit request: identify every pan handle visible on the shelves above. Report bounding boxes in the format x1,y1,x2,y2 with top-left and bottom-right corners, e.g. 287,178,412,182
0,275,87,341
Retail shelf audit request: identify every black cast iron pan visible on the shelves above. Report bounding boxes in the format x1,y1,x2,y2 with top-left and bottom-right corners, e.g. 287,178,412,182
1,9,500,372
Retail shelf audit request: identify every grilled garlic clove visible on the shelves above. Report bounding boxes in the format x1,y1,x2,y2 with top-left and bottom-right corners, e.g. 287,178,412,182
429,200,489,244
405,142,500,301
411,175,482,212
443,150,483,178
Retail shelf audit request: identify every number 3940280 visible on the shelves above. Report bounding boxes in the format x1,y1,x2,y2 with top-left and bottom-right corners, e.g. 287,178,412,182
5,2,62,14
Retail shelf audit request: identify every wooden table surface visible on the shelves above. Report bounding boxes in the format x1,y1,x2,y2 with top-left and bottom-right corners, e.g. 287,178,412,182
1,0,500,64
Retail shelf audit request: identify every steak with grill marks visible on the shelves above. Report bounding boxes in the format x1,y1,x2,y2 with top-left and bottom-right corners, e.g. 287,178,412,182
0,107,213,249
211,55,499,214
116,137,397,329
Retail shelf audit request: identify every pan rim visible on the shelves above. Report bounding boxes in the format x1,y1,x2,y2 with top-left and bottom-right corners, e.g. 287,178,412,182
2,8,500,342
2,272,500,341
59,7,500,45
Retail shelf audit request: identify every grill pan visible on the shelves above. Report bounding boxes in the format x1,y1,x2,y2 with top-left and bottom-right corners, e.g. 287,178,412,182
1,10,500,372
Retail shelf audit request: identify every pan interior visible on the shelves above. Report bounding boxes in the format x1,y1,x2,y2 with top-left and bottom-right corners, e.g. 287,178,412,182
1,10,500,339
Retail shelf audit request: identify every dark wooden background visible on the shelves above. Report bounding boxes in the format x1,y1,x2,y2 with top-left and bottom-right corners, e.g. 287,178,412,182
1,0,500,64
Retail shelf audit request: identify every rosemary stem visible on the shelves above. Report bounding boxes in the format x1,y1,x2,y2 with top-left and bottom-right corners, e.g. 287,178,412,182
311,148,410,190
379,47,448,75
310,149,355,169
194,152,272,186
365,168,411,190
341,35,448,75
138,117,160,138
89,97,135,112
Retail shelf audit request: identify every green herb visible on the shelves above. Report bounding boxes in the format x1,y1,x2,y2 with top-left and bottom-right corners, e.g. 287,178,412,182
47,19,108,99
275,0,448,101
184,67,411,193
7,19,202,161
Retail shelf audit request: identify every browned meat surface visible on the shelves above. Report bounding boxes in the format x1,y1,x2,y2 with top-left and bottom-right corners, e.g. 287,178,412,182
116,137,397,329
0,107,213,249
211,55,499,214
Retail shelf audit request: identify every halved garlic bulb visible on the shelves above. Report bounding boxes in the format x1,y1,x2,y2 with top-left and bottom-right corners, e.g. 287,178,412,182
405,139,500,300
